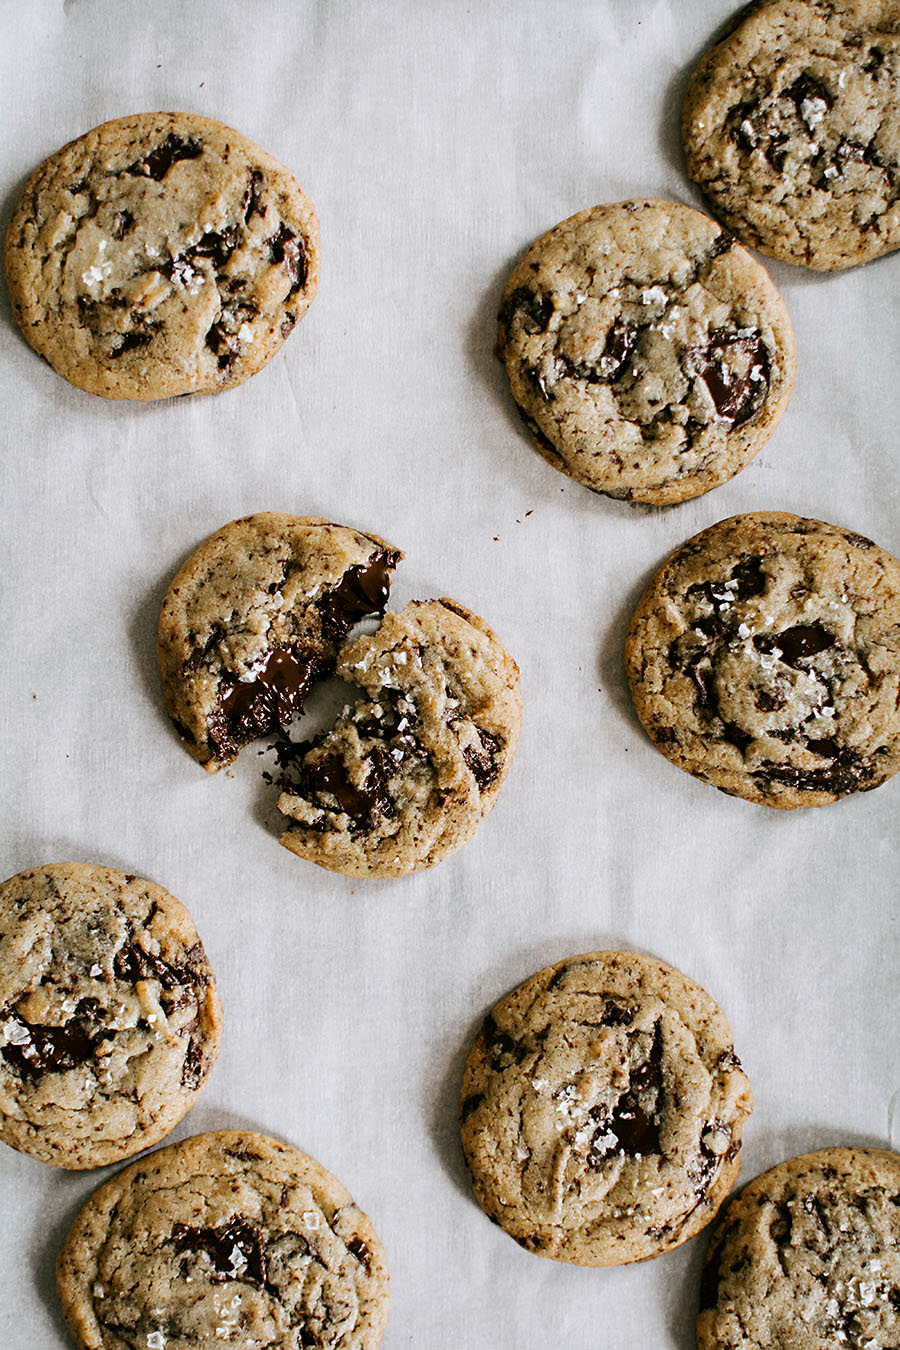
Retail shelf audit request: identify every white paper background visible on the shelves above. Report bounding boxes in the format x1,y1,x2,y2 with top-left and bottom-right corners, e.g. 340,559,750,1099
1,2,899,1346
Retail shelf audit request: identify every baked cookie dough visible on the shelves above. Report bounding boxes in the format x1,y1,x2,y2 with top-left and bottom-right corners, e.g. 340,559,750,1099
0,863,222,1169
157,514,402,771
625,512,900,808
56,1130,390,1349
496,199,795,504
459,951,752,1266
277,598,522,877
683,1,900,270
697,1147,900,1348
5,111,319,398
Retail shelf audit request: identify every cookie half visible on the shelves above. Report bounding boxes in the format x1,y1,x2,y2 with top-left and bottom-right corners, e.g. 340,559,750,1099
683,1,900,270
157,514,402,771
459,951,752,1266
496,199,795,504
625,511,900,807
56,1130,390,1349
0,863,222,1169
5,111,319,398
697,1147,900,1348
276,598,522,877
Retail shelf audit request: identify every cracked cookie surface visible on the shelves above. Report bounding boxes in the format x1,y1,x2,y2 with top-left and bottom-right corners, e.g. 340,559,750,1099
276,598,522,877
157,514,401,771
56,1129,390,1350
697,1147,900,1349
683,0,900,270
0,863,222,1169
625,512,900,808
496,199,795,504
459,951,752,1266
5,112,319,399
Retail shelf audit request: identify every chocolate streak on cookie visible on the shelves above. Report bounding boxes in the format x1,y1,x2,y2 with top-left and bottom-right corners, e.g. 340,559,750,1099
211,647,327,756
316,549,401,642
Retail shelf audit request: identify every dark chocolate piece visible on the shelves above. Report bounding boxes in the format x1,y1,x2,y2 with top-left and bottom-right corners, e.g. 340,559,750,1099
127,133,203,181
1,1008,98,1079
173,1217,266,1285
316,550,400,642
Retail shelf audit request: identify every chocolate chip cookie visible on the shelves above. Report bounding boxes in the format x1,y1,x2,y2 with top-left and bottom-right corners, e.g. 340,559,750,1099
625,512,900,807
157,514,402,771
496,199,795,504
0,863,222,1169
459,951,752,1266
683,1,900,270
5,112,319,399
697,1147,900,1348
56,1130,390,1349
276,598,522,877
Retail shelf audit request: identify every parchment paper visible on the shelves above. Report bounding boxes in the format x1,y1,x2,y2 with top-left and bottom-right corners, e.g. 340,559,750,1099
1,3,898,1346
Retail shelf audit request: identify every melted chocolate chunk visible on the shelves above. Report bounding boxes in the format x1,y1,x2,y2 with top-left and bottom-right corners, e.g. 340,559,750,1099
127,133,203,181
684,329,770,427
173,1217,266,1285
189,227,240,268
110,330,153,358
786,72,832,130
774,624,834,666
482,1013,528,1071
587,1021,663,1164
212,647,324,756
296,746,395,831
204,319,242,370
316,550,400,642
242,168,265,223
268,223,307,293
460,1091,485,1121
114,939,206,990
754,745,871,796
602,999,636,1027
347,1237,372,1273
1,1008,98,1079
498,286,555,335
180,1036,205,1090
600,318,638,380
462,728,502,790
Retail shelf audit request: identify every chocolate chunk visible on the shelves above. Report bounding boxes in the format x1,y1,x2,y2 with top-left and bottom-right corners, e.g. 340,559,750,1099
462,728,502,790
754,746,871,796
127,133,203,181
189,227,240,268
114,941,201,991
587,1021,663,1163
482,1013,527,1072
268,223,307,293
204,319,241,370
599,318,638,380
1,1009,98,1078
211,647,324,756
460,1092,485,1121
602,999,636,1027
729,556,766,601
180,1036,205,1090
786,72,832,130
110,330,153,358
299,747,394,828
775,624,834,665
242,168,265,223
316,550,400,642
347,1237,372,1273
173,1217,266,1285
497,286,555,335
683,329,770,427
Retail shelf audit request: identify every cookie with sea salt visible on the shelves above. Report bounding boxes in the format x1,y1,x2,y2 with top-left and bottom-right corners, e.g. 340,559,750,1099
459,951,752,1266
0,863,222,1169
56,1129,390,1349
697,1147,900,1348
276,598,522,877
683,0,900,270
624,511,900,808
496,198,795,504
156,514,401,771
5,111,319,399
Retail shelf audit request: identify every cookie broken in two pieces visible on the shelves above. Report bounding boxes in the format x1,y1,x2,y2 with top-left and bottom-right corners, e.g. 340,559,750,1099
157,513,522,877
